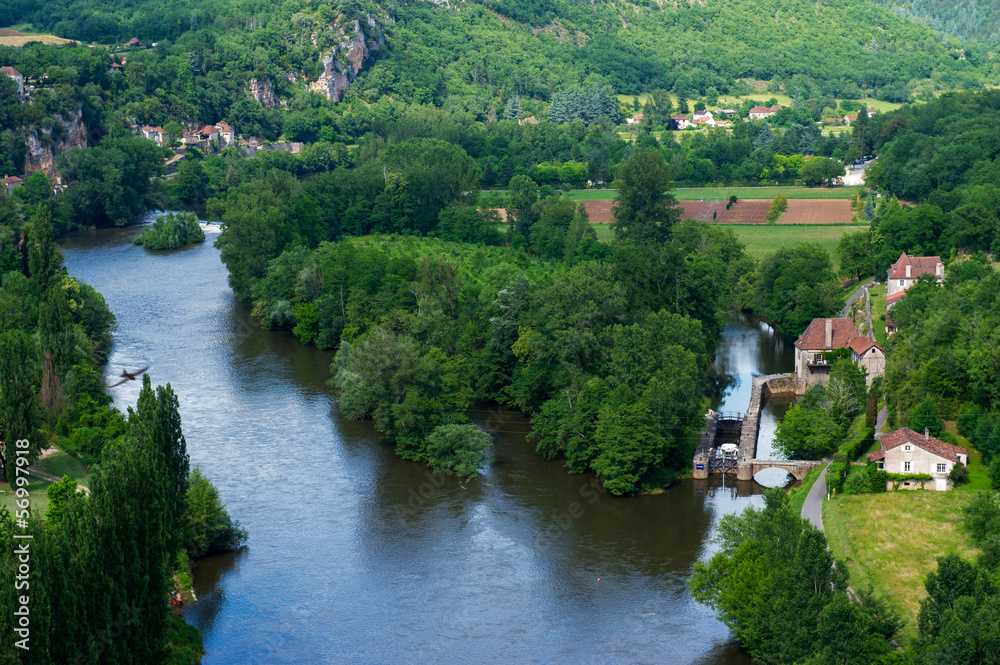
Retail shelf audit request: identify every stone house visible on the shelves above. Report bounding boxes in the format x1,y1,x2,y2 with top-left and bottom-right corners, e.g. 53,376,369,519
670,114,691,129
3,174,23,194
1,66,24,94
848,335,885,386
886,253,944,297
867,427,968,491
748,104,781,120
626,113,644,125
141,125,164,144
199,124,220,142
216,121,236,146
793,318,860,385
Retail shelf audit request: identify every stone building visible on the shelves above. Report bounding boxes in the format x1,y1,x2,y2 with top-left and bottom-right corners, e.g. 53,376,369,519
867,427,968,491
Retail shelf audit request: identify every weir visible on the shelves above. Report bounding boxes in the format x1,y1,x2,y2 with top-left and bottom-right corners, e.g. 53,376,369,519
693,372,819,481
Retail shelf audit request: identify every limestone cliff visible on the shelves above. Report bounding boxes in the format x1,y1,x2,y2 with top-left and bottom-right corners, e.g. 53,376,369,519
308,16,385,103
24,108,88,176
248,78,280,108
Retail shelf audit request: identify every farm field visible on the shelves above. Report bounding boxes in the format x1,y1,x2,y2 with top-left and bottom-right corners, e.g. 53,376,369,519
561,187,863,201
0,27,73,46
730,225,868,271
678,199,769,223
779,199,854,224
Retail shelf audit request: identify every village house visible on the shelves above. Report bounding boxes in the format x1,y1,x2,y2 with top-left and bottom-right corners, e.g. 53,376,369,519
748,104,781,121
518,116,539,126
793,318,860,384
670,114,691,129
109,62,123,74
867,427,968,491
2,66,24,95
2,174,23,194
716,109,737,118
693,109,714,122
843,108,877,126
141,125,164,144
849,335,885,386
199,124,220,142
127,37,141,48
886,253,944,297
713,120,733,128
216,121,236,146
626,113,644,125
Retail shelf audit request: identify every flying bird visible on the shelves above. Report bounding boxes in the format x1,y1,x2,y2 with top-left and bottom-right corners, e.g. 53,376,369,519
109,366,149,388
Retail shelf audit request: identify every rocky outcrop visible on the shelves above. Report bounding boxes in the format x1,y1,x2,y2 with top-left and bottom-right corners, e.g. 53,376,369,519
24,108,88,176
308,16,385,103
247,78,279,108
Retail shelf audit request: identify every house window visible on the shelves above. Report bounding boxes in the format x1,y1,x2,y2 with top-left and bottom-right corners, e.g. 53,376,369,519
876,461,884,470
904,461,911,472
899,280,904,286
904,444,912,452
937,463,947,473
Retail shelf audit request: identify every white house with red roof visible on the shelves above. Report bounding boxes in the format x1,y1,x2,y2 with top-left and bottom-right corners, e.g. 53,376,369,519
848,335,885,385
886,253,944,297
844,108,877,126
670,114,691,129
1,66,24,95
867,427,968,491
216,121,236,146
748,104,781,121
626,113,644,125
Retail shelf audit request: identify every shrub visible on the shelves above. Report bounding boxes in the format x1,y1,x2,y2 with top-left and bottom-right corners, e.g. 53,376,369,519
843,467,871,495
949,461,969,486
766,194,788,222
991,457,1000,491
133,211,205,250
426,423,492,478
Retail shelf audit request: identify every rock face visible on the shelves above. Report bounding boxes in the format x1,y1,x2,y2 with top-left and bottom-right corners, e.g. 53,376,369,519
309,17,384,102
24,108,88,176
248,78,279,108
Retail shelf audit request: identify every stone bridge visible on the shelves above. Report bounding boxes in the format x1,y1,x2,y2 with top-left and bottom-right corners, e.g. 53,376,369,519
737,459,821,481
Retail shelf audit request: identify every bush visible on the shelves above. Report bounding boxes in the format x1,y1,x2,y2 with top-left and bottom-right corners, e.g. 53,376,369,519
991,457,1000,491
843,467,871,495
185,467,248,558
426,423,492,478
766,194,788,222
949,461,969,486
133,212,205,250
868,467,888,493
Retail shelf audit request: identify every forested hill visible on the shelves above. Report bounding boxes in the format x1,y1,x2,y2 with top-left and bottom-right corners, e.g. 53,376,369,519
869,0,1000,46
2,0,992,105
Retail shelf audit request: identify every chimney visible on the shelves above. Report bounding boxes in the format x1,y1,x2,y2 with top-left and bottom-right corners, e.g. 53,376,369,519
925,428,929,440
825,319,833,348
905,264,911,278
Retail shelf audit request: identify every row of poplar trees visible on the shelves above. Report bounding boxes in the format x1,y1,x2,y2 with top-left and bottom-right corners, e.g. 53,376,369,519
0,203,193,663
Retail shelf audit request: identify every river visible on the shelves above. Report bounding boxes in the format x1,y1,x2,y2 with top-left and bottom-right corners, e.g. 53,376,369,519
60,219,795,665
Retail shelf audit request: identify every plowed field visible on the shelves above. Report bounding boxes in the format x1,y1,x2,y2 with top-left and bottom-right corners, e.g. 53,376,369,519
582,199,770,224
780,199,853,224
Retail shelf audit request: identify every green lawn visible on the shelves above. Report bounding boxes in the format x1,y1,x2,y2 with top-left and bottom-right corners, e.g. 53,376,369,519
37,451,90,487
590,223,614,242
869,282,887,348
729,225,867,271
944,425,991,492
824,490,978,645
559,187,863,201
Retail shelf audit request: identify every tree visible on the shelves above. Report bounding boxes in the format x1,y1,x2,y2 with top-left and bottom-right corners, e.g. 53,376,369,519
0,330,40,485
908,396,945,438
185,467,247,557
504,93,523,119
592,396,665,495
44,474,80,525
774,402,842,459
612,148,680,243
800,157,845,186
836,229,879,280
506,174,539,237
766,194,788,222
426,424,492,478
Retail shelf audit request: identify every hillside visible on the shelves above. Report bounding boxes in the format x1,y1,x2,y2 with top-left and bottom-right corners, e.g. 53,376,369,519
869,0,1000,46
3,0,995,108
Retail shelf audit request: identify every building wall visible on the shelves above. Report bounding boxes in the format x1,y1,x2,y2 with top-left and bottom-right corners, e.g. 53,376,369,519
853,348,885,386
882,443,955,491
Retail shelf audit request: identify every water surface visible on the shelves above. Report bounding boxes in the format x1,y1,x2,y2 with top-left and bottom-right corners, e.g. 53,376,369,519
61,221,795,664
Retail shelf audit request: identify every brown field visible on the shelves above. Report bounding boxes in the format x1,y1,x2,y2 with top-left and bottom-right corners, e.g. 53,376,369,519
780,199,853,224
582,200,614,224
0,28,73,46
582,199,770,225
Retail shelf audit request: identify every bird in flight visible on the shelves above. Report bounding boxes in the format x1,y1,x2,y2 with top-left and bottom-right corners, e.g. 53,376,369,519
109,366,149,388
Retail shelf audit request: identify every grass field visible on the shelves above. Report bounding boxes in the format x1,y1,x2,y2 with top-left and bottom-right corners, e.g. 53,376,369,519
561,187,863,201
591,223,614,242
0,27,73,46
824,490,979,644
730,225,867,271
617,92,904,117
869,283,888,348
0,450,90,516
944,425,991,492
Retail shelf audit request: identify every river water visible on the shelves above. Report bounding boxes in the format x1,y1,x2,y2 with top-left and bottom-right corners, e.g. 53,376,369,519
60,220,794,665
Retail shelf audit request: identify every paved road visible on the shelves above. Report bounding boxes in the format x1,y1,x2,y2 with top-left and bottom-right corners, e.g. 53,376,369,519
801,465,828,531
875,405,888,440
840,278,875,318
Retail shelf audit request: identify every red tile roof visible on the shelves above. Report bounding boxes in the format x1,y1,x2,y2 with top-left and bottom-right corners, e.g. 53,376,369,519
887,253,942,280
874,427,968,462
199,125,217,135
1,66,22,78
848,335,881,355
217,121,233,133
867,449,885,462
845,114,858,122
769,105,782,111
886,290,906,307
749,106,771,113
793,318,860,351
671,114,688,120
